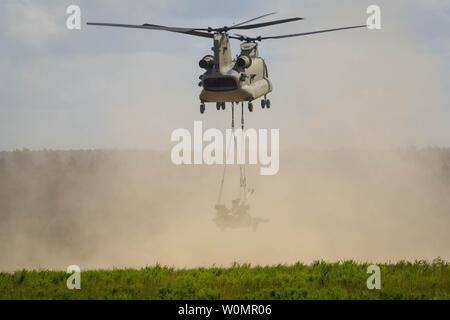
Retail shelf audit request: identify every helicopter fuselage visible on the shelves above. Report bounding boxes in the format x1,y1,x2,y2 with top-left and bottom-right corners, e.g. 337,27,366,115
87,14,366,113
199,33,272,103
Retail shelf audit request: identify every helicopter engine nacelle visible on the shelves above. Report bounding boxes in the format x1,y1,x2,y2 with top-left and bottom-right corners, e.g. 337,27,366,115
236,55,252,69
199,55,215,69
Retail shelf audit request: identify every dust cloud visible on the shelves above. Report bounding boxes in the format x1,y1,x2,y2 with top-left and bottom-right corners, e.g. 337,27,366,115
0,1,449,271
0,148,448,271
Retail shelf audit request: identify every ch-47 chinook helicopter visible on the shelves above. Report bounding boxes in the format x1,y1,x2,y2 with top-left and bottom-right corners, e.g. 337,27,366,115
88,12,366,114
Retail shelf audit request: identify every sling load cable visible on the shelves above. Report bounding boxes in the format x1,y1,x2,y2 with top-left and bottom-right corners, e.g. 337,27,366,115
216,102,249,205
216,102,235,205
239,102,248,202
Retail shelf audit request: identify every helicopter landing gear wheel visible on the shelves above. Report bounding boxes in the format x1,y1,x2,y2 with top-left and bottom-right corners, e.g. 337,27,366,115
248,102,253,112
200,103,205,114
261,99,266,109
221,102,226,110
266,99,271,109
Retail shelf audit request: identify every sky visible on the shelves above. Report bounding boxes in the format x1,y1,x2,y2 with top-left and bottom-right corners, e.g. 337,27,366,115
0,0,449,151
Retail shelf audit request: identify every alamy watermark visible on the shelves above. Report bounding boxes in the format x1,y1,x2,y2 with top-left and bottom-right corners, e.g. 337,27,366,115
66,5,81,30
366,265,381,290
66,5,382,31
367,5,382,30
66,265,81,290
171,121,279,176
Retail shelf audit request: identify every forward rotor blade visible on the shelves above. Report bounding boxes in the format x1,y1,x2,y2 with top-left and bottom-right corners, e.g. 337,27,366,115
87,22,213,38
87,22,190,32
259,25,366,40
231,17,304,30
230,12,278,28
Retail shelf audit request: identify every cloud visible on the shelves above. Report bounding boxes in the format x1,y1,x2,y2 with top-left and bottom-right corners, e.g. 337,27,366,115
1,1,65,47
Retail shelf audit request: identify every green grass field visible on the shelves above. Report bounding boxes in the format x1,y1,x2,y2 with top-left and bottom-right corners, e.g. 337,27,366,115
1,261,448,300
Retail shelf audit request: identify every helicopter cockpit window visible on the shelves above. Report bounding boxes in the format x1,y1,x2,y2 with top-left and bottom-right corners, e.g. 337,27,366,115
204,77,237,91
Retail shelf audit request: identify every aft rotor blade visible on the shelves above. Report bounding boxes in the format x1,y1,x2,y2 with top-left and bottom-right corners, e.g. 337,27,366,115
87,22,213,38
231,17,304,30
230,12,278,28
259,25,366,40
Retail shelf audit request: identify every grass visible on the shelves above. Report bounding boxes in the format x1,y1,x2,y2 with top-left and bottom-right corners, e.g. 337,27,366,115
0,260,448,300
